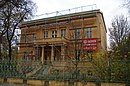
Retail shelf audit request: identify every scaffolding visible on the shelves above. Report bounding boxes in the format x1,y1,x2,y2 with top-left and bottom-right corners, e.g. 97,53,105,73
33,4,97,20
17,4,99,62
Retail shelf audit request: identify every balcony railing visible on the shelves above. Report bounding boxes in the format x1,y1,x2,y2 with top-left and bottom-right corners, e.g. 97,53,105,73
34,37,68,43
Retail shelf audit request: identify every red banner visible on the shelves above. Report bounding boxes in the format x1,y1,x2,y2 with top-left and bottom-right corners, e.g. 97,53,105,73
82,38,98,50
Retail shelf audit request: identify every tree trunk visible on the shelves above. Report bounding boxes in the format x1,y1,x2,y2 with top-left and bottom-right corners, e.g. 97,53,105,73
8,41,12,61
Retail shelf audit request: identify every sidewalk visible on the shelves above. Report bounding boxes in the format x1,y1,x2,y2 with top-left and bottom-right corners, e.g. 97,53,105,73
0,84,30,86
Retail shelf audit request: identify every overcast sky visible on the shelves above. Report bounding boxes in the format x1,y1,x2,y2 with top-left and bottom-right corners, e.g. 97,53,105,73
32,0,128,28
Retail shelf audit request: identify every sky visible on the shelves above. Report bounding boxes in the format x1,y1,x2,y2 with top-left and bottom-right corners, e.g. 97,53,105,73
32,0,129,47
32,0,128,27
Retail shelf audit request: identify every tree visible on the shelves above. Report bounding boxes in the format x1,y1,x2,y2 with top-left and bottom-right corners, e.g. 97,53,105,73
0,0,37,61
91,52,130,83
0,10,7,59
0,0,11,8
109,15,130,59
0,0,18,59
109,15,130,48
0,0,23,8
123,0,130,13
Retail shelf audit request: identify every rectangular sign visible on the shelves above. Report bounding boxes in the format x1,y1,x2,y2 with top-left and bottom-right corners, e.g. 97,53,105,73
82,38,98,50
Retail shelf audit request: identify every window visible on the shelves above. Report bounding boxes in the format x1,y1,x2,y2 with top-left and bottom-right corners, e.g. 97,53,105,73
52,30,57,38
87,70,92,76
75,50,80,61
75,29,80,39
61,29,66,38
24,35,27,43
86,28,92,38
23,52,26,59
44,31,48,38
32,33,36,41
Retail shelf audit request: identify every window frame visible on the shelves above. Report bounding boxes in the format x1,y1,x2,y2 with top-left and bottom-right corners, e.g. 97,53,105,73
75,28,80,39
52,30,57,38
75,49,80,61
24,35,27,43
44,31,48,38
32,33,36,41
86,28,92,38
61,29,66,38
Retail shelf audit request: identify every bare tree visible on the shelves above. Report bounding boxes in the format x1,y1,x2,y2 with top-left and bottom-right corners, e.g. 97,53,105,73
0,0,21,8
109,15,130,59
0,0,10,8
123,0,130,13
0,6,7,59
0,0,20,59
0,0,37,61
109,15,130,47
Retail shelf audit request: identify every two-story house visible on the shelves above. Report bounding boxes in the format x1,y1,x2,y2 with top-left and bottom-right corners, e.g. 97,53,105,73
18,9,107,64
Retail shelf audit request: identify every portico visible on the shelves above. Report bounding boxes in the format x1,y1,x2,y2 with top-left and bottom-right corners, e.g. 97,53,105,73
41,45,65,64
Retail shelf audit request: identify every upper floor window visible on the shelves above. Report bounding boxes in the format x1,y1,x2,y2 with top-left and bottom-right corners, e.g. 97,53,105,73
75,28,80,39
32,33,36,41
86,28,92,38
61,29,66,38
52,30,57,38
24,35,27,43
44,31,48,38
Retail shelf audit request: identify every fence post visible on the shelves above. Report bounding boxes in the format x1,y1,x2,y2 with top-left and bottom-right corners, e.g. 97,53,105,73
108,58,111,82
126,60,130,86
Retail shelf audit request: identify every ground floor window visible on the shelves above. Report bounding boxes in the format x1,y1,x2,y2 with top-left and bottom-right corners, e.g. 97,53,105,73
75,49,80,61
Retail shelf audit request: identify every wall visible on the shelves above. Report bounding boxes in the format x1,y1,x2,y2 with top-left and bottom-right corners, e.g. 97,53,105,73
97,12,107,52
0,78,126,86
18,11,107,61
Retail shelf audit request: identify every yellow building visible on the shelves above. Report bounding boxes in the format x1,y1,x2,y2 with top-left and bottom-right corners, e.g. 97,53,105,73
18,9,107,64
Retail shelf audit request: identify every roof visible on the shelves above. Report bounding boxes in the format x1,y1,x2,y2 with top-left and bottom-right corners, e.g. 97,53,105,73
21,9,107,32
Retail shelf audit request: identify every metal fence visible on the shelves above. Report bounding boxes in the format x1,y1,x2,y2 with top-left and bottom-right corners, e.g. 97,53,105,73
0,59,130,85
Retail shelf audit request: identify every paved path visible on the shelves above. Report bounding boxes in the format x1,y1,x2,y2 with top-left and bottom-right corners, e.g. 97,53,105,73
0,84,30,86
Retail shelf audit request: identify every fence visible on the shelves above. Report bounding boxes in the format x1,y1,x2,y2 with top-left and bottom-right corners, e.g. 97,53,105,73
0,59,130,85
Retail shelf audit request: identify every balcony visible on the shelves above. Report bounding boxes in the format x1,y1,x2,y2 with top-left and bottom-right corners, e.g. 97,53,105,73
34,37,68,44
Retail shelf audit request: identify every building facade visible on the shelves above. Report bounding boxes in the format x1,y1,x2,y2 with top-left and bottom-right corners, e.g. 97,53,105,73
18,9,107,64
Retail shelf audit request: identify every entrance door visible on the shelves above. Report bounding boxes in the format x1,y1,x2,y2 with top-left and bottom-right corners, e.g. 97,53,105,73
44,46,51,64
54,46,61,61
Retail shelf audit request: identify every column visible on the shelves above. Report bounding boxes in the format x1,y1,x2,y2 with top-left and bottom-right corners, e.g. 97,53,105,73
61,45,65,61
33,48,36,60
41,46,44,64
51,45,54,62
